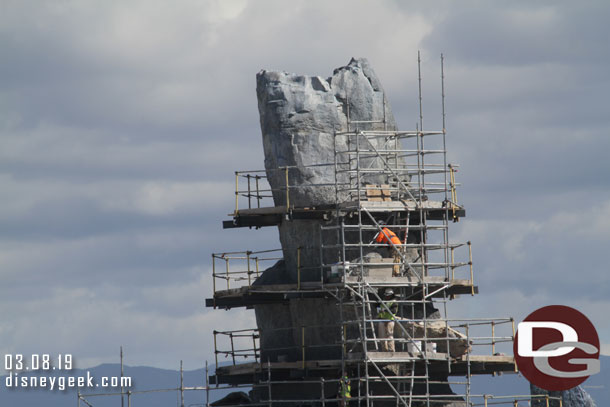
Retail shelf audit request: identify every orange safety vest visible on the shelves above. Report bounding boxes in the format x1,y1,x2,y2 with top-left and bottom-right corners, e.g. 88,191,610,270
375,227,402,246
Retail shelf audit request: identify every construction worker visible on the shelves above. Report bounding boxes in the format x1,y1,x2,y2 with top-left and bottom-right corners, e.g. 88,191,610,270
377,289,398,352
374,223,403,276
339,374,351,406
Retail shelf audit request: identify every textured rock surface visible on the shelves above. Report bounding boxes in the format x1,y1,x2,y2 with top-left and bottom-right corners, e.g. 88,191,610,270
254,59,405,363
257,57,397,207
256,57,400,280
531,384,597,407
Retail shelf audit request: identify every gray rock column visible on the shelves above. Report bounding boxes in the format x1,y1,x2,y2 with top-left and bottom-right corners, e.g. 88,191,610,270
251,57,458,406
254,58,401,363
256,58,398,279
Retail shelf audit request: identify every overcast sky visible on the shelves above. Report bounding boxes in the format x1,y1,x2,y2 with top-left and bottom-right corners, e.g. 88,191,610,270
1,0,609,371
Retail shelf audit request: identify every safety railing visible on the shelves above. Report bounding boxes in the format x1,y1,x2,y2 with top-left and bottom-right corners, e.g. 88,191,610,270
213,328,260,368
233,165,460,214
234,170,272,212
230,130,462,216
343,316,515,359
333,130,459,204
320,235,474,284
213,324,344,370
212,317,515,370
233,165,344,215
211,244,473,295
472,395,563,407
449,163,460,221
78,367,562,407
212,249,283,293
448,317,516,359
77,361,561,407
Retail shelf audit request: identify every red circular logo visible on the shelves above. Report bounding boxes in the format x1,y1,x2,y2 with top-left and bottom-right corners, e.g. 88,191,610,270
513,305,600,391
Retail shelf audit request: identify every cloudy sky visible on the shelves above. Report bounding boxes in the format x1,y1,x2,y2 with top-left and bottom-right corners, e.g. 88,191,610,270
1,0,609,371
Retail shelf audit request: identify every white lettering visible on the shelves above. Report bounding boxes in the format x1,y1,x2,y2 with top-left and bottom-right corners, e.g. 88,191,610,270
518,321,578,357
533,341,600,377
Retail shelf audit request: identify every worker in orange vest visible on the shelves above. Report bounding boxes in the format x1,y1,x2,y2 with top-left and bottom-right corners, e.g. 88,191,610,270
374,223,402,276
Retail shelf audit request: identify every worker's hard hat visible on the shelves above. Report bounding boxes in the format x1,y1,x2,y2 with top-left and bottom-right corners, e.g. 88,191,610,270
384,289,394,297
377,220,386,226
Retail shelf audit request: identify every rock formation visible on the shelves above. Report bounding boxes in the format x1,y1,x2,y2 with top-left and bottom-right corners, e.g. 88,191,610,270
252,58,455,405
531,384,597,407
255,58,401,364
256,57,400,280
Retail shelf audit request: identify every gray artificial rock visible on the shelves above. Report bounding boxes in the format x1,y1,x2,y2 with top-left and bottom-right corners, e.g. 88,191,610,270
256,57,400,279
257,57,397,208
253,58,407,366
251,58,452,405
531,384,597,407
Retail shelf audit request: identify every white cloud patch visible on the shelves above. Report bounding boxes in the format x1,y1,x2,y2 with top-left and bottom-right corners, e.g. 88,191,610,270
1,279,256,370
100,180,231,215
0,174,232,220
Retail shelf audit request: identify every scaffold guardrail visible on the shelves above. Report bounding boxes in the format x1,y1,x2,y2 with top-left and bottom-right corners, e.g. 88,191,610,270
212,249,283,292
211,242,474,297
231,130,462,216
212,318,515,369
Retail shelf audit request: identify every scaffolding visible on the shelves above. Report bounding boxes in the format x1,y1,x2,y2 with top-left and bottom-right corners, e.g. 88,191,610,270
75,355,562,407
201,55,556,407
79,56,557,407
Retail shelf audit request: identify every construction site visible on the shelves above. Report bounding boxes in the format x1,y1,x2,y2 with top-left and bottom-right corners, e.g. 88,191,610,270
77,57,564,407
201,56,563,407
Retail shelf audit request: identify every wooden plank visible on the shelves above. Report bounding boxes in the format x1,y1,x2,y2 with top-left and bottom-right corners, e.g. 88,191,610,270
365,184,383,202
351,351,449,362
461,355,514,363
365,184,381,196
380,184,392,201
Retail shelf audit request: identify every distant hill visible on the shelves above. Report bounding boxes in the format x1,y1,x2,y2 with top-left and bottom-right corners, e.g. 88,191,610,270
2,356,607,406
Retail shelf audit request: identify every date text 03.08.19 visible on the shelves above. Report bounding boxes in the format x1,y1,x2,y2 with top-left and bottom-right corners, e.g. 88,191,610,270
4,354,73,371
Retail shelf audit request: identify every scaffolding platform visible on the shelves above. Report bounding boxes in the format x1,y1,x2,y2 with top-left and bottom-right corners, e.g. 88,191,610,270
340,199,463,214
352,352,516,374
223,200,465,229
210,354,516,386
206,278,477,309
348,351,450,362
